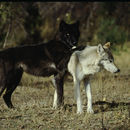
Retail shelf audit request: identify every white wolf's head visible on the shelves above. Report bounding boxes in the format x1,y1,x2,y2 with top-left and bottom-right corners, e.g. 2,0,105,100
97,42,120,73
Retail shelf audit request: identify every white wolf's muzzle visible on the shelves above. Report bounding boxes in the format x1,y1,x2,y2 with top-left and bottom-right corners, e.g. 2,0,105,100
101,60,120,73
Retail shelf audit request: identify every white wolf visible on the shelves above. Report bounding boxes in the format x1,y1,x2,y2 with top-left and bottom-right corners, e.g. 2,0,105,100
68,42,120,114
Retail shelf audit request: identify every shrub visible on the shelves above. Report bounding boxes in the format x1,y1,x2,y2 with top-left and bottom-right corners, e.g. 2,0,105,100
96,18,128,50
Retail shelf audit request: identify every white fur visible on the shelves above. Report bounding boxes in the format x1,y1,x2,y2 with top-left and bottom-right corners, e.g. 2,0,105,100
101,60,118,73
68,44,119,114
53,90,58,109
52,78,58,108
72,46,76,49
50,63,56,69
84,78,94,113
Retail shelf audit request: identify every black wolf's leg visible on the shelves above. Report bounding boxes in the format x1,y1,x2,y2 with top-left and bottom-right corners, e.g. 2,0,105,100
0,79,7,101
0,85,6,97
53,71,66,107
3,68,23,108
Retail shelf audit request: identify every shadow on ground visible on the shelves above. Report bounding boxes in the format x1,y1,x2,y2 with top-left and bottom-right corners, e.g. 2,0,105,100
93,101,130,114
62,101,130,114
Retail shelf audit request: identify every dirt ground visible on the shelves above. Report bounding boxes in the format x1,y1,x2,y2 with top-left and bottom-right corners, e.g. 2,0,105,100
0,46,130,130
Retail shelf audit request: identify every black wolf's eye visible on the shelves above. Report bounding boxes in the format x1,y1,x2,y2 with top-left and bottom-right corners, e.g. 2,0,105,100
66,33,70,36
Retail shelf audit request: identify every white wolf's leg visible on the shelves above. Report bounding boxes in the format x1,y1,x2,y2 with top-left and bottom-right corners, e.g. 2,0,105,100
53,89,58,109
84,78,94,114
74,79,82,114
52,77,58,108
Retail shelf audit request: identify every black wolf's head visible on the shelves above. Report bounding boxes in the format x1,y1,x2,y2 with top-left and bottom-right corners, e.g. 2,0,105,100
59,20,80,47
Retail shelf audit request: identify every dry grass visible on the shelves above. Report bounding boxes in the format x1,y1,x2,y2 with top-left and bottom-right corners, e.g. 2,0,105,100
0,43,130,130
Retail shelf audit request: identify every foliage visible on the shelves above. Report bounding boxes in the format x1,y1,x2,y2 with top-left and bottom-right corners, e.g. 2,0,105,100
0,2,129,50
96,18,128,50
19,3,43,45
0,3,11,47
64,13,75,24
0,2,26,47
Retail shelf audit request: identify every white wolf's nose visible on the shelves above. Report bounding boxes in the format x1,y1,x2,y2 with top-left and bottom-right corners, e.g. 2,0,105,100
114,69,120,73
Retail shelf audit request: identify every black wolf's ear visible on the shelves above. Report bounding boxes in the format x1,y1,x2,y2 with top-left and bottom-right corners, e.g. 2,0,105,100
97,44,104,54
59,20,67,32
75,20,80,27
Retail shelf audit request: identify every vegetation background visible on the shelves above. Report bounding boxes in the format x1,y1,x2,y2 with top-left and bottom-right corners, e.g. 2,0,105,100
0,2,129,49
0,2,130,129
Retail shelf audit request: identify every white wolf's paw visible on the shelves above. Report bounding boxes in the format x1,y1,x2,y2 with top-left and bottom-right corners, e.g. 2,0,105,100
53,104,58,109
77,110,83,114
87,108,94,114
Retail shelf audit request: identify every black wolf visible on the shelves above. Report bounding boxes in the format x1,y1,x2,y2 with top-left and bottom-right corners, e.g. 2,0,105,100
0,20,80,108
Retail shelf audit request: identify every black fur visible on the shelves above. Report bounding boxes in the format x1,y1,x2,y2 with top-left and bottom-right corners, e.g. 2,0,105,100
0,20,81,108
59,20,80,47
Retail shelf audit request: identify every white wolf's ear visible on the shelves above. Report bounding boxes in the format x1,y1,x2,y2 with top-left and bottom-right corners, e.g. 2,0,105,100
97,44,104,55
103,42,111,49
